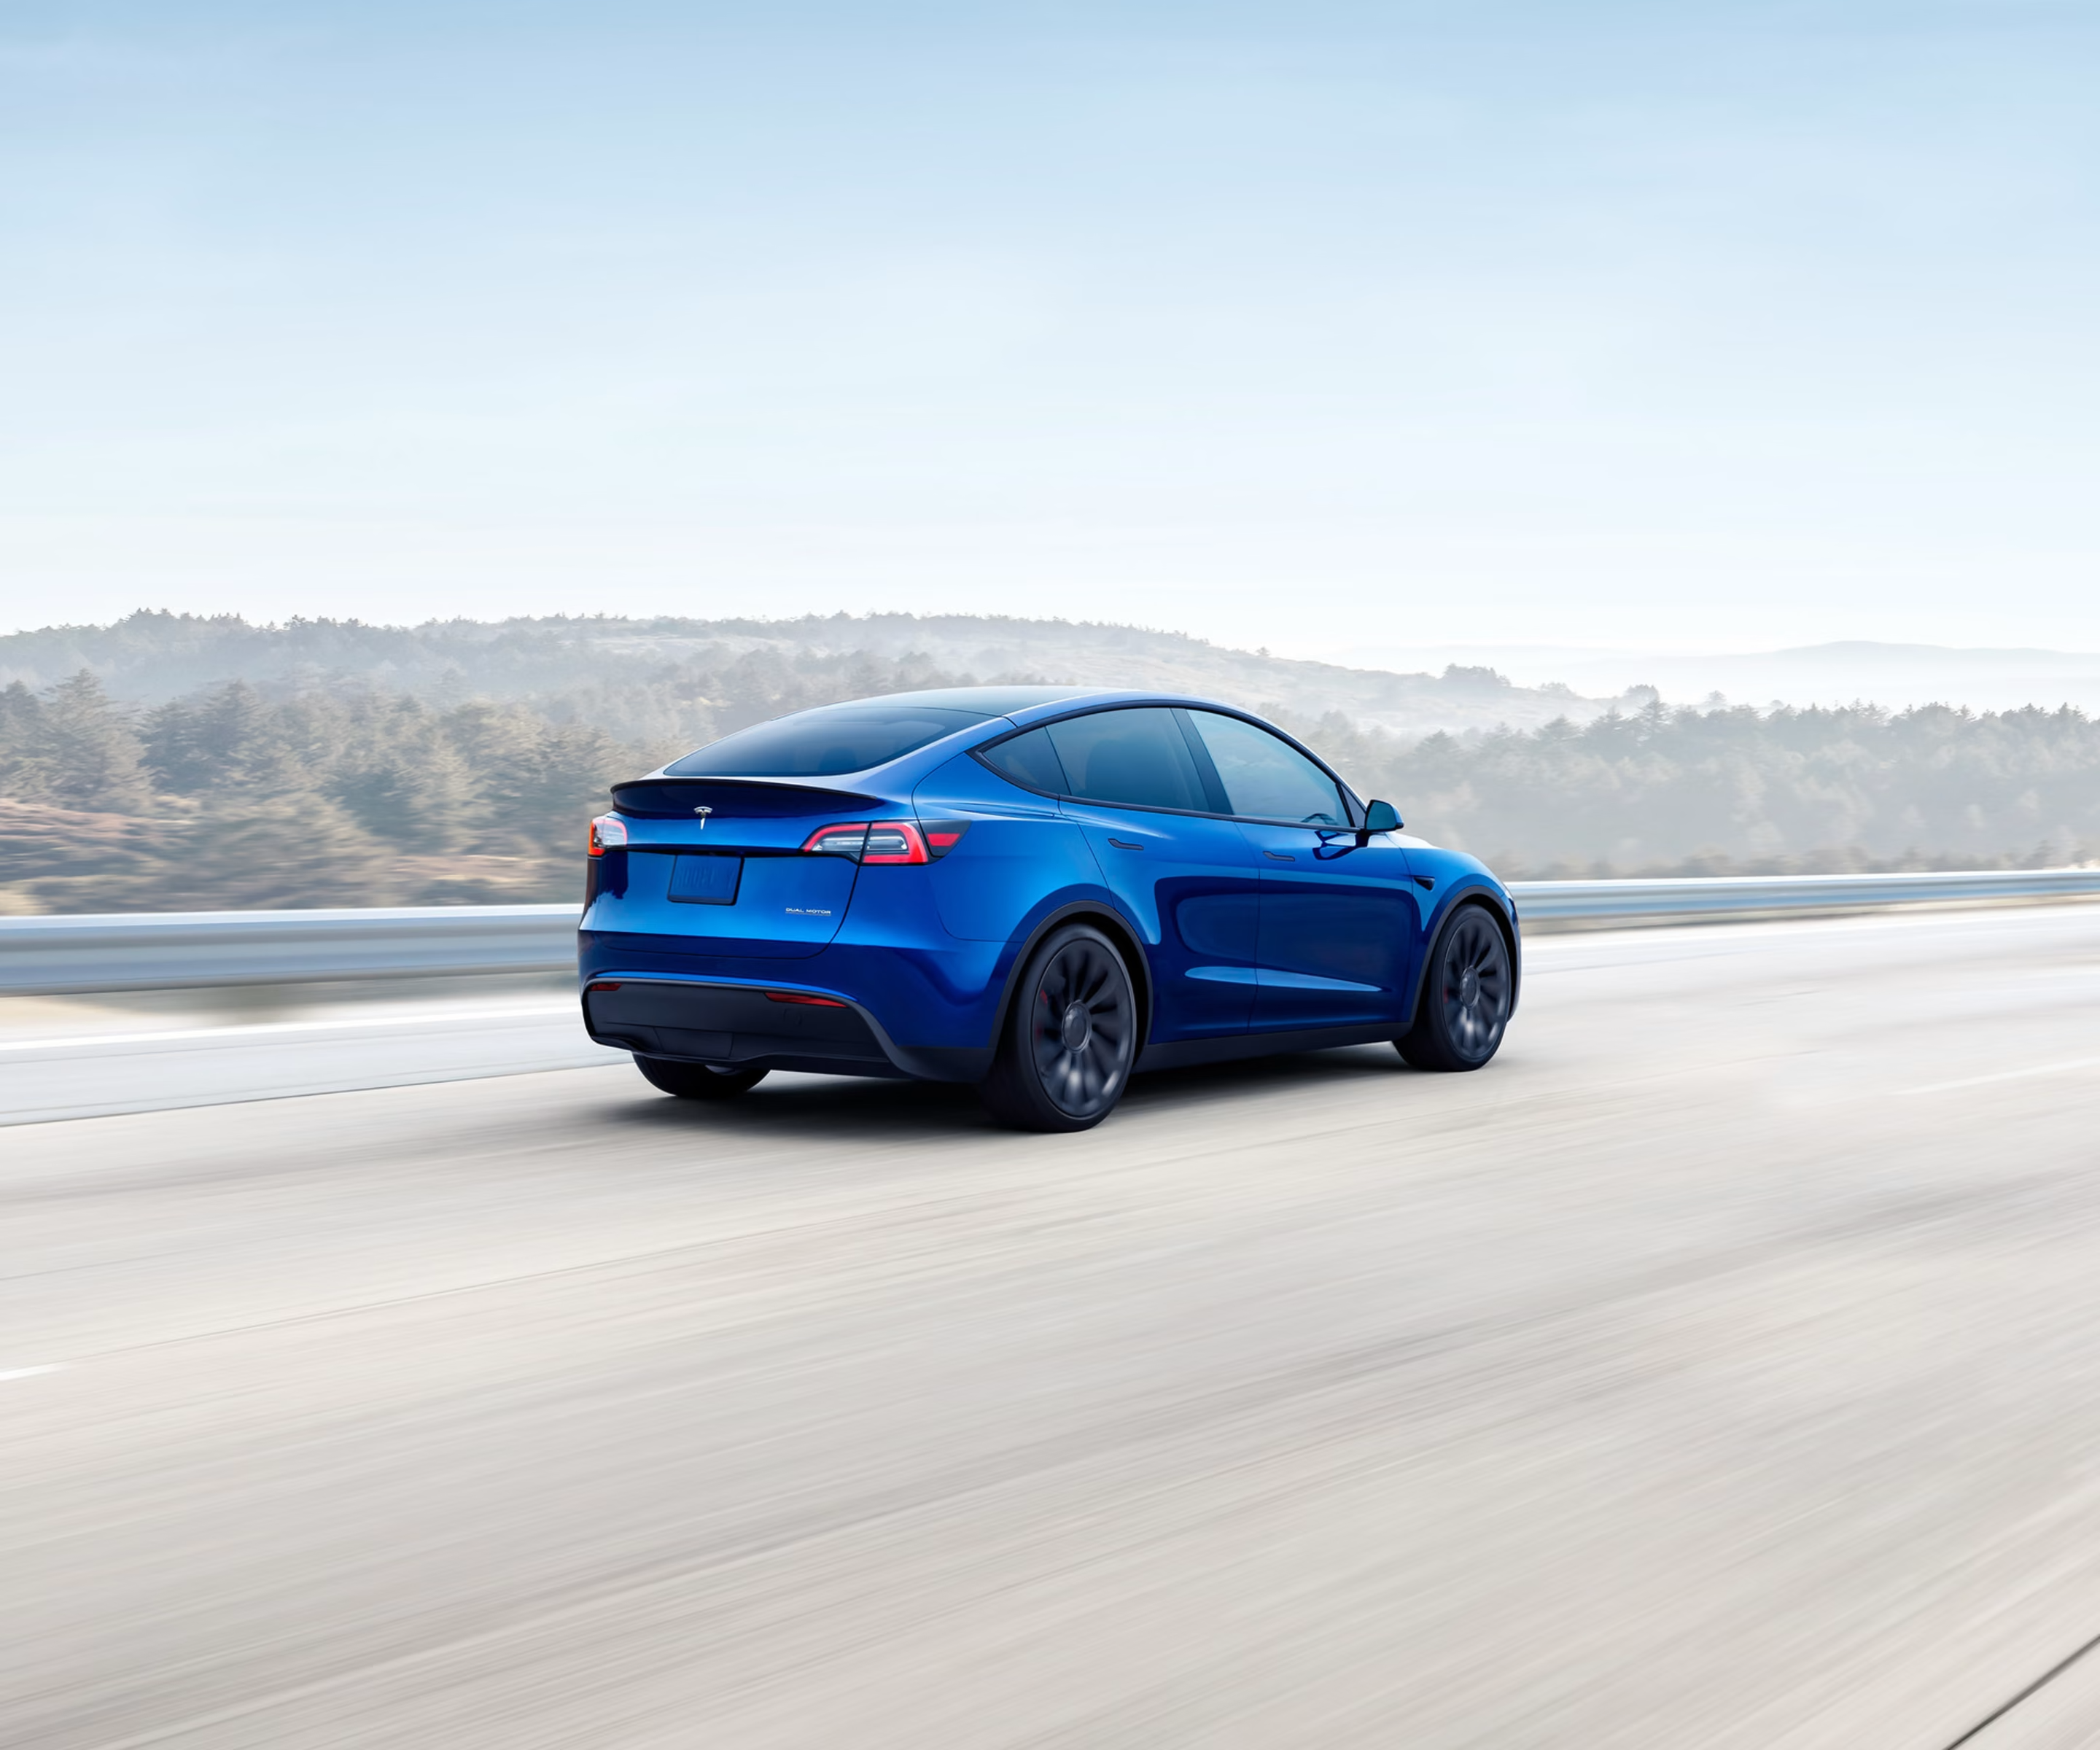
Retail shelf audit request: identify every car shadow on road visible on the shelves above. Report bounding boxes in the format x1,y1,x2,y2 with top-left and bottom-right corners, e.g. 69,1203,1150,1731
593,1043,1415,1143
1124,1042,1414,1114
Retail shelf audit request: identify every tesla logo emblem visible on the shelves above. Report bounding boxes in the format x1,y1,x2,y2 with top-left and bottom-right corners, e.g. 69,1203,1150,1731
693,805,713,827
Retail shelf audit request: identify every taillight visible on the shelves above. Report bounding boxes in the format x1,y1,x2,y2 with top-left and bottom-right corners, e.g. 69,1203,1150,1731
801,822,871,858
588,814,629,857
861,820,929,864
920,820,971,859
798,820,933,864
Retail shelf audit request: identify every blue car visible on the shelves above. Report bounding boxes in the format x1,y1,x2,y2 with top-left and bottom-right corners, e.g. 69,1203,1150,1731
580,688,1518,1131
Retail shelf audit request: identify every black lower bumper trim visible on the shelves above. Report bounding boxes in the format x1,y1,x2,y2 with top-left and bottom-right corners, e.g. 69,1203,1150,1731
583,980,988,1083
586,980,894,1073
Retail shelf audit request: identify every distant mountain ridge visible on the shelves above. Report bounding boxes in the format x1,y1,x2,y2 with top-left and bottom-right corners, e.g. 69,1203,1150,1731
0,610,1645,742
1649,641,2100,712
1345,639,2100,715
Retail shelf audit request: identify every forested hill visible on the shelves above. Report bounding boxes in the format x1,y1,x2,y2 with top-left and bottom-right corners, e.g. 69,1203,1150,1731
1291,699,2100,880
0,610,1628,746
2,630,2096,912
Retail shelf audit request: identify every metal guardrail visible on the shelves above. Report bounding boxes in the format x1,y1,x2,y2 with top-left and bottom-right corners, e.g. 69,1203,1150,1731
2,871,2097,996
1508,867,2100,920
0,905,582,997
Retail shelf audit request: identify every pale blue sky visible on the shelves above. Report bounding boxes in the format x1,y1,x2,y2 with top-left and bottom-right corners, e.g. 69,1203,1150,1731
3,1,2097,656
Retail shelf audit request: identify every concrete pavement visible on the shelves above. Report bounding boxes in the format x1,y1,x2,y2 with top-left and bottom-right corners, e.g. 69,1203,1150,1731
7,907,2100,1746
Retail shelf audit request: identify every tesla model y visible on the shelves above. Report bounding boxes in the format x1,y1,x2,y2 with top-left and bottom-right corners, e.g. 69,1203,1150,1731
580,688,1519,1130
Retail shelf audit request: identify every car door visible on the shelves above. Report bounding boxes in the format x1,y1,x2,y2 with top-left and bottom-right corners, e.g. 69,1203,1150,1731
1042,707,1262,1041
1181,709,1421,1032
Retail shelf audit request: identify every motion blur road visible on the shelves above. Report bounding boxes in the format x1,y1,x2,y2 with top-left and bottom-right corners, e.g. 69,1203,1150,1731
7,908,2100,1748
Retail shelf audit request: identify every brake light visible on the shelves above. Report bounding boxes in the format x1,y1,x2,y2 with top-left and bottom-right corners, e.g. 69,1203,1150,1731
861,820,930,864
588,814,629,857
798,820,931,863
766,990,848,1007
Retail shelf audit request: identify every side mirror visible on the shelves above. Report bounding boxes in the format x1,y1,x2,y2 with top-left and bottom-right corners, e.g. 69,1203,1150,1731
1363,799,1402,833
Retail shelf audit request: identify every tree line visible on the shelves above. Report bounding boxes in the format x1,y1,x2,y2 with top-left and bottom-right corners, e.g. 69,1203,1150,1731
3,666,2096,913
0,650,982,911
1276,697,2100,876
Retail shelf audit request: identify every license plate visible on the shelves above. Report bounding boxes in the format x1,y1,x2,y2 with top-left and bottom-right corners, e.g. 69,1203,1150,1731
667,855,742,906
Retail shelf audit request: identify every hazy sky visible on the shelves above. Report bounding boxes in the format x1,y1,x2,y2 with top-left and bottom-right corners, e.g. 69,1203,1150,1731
4,1,2097,658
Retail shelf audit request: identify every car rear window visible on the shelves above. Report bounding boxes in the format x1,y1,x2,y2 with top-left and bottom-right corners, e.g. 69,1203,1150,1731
974,726,1070,796
666,705,997,778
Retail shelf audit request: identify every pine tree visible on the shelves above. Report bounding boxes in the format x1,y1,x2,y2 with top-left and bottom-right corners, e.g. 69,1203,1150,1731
0,681,52,803
36,672,150,812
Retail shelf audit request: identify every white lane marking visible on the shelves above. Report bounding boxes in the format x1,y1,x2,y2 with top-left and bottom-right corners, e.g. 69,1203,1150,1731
1906,1058,2100,1095
0,1364,63,1382
0,1005,576,1056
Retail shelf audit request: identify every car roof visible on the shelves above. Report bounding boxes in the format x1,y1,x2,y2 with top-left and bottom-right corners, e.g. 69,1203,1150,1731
997,688,1244,726
639,686,1291,787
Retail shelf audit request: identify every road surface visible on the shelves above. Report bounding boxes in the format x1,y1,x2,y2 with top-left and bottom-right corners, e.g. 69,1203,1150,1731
6,907,2100,1746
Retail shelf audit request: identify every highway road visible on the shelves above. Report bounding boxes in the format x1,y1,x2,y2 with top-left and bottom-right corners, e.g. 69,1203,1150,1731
6,906,2100,1747
0,992,600,1127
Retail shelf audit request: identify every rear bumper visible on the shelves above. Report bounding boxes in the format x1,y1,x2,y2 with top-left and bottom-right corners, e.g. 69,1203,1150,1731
581,976,992,1082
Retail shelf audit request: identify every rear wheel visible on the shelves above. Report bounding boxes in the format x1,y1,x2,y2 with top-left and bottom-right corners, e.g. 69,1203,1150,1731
633,1055,769,1100
979,923,1138,1132
1397,904,1512,1072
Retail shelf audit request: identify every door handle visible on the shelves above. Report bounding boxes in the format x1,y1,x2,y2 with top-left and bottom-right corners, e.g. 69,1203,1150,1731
1107,838,1143,849
1264,850,1296,861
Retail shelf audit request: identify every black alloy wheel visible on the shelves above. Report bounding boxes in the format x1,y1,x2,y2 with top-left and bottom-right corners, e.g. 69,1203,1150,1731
634,1055,770,1100
1397,904,1512,1072
980,923,1138,1132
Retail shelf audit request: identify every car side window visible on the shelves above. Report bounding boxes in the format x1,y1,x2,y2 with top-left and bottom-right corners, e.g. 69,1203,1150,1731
976,725,1070,795
1046,708,1211,813
1186,711,1347,825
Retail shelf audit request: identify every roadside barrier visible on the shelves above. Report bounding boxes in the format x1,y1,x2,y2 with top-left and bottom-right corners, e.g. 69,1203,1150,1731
1508,867,2100,922
4,870,2097,996
0,905,580,997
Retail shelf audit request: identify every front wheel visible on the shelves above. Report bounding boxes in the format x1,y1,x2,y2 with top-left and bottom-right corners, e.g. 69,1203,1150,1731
979,923,1138,1132
634,1055,769,1100
1397,904,1512,1072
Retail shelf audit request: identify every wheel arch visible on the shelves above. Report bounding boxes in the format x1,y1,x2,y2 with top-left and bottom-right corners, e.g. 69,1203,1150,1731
987,901,1155,1062
1407,887,1520,1028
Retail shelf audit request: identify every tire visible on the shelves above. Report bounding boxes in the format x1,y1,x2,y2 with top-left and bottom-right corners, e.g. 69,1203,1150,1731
979,922,1138,1132
1397,903,1512,1072
633,1054,769,1100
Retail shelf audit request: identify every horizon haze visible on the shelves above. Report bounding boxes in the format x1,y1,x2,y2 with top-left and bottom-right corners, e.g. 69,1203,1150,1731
14,606,2100,718
5,1,2100,656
